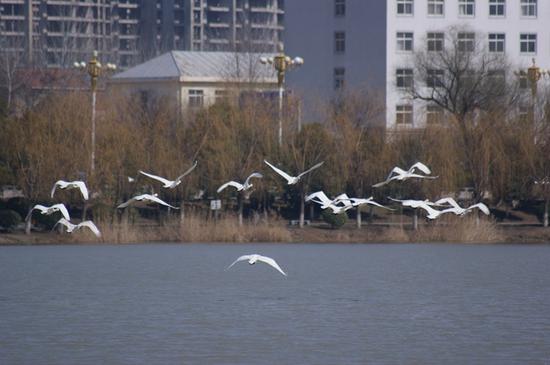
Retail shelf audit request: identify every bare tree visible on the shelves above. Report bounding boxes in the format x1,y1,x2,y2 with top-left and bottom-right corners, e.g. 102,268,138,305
408,26,519,201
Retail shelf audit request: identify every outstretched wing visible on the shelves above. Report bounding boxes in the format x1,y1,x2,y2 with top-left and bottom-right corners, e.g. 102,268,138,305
354,197,395,211
26,204,45,221
305,191,332,205
257,255,287,276
469,203,490,215
77,221,102,237
434,197,461,209
145,195,180,209
174,160,198,183
51,180,64,198
334,193,352,207
73,181,89,200
225,255,253,271
53,218,74,232
409,162,432,175
139,170,172,186
297,161,324,179
264,160,295,183
117,197,135,209
244,172,263,186
217,181,243,193
53,204,71,221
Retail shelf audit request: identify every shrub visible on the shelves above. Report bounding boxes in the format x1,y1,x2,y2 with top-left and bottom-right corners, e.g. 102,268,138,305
6,197,31,219
0,209,22,232
321,210,348,229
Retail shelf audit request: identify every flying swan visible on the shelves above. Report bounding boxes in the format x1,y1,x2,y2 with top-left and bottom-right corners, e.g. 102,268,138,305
54,218,101,237
117,194,179,209
264,160,324,185
139,161,198,189
373,162,437,188
26,203,71,222
51,180,89,200
226,254,287,276
217,172,263,193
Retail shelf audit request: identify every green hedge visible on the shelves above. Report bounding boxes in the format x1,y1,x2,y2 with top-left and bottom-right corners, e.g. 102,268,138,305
321,209,348,229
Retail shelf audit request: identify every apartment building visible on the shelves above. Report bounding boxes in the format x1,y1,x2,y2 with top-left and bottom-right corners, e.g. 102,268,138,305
0,0,283,69
387,0,550,129
284,0,386,123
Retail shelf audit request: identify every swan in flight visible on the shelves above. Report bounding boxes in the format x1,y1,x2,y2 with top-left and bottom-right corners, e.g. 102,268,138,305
139,161,198,189
226,254,287,276
217,172,263,193
434,197,490,216
388,198,445,220
54,218,101,237
373,162,437,188
305,191,353,214
264,160,324,185
117,194,179,209
51,180,89,200
26,203,70,222
342,196,395,211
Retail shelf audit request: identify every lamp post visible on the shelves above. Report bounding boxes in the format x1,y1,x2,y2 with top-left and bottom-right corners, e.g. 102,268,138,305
516,58,549,124
260,43,303,146
74,50,117,175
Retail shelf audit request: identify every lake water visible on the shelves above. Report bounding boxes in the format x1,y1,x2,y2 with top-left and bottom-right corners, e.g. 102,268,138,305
1,243,550,364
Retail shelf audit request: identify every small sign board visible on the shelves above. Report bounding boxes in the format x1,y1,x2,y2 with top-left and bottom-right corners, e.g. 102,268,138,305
210,199,222,210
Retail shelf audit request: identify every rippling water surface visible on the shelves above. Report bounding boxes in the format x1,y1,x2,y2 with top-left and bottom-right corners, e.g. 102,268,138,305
1,243,550,364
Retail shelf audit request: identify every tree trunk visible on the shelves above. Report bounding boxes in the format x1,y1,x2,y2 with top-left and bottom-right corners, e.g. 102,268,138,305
180,201,185,226
309,203,314,221
299,194,305,228
544,199,549,228
25,215,31,234
356,205,362,229
238,195,243,226
413,210,418,231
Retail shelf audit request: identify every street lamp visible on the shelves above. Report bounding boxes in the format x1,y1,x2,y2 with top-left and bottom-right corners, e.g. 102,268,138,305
260,43,304,146
516,58,549,123
74,50,117,175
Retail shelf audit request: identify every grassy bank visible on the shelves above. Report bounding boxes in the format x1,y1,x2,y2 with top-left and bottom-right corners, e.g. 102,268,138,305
2,214,550,245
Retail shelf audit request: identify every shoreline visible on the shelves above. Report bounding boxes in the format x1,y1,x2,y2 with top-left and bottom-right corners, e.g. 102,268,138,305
1,224,549,245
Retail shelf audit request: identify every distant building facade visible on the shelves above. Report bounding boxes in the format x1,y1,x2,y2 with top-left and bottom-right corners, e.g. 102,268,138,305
109,50,277,113
0,0,283,69
386,0,550,129
283,0,387,123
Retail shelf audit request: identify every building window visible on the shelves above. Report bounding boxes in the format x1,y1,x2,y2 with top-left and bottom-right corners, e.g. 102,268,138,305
426,69,444,88
396,69,414,88
335,0,345,16
334,67,345,90
397,0,413,15
521,0,537,17
396,105,413,125
458,32,475,52
188,89,204,108
458,0,475,16
334,31,345,53
426,105,443,124
489,0,505,16
488,33,505,53
427,0,444,15
396,32,413,52
520,33,536,53
215,89,228,103
427,32,444,51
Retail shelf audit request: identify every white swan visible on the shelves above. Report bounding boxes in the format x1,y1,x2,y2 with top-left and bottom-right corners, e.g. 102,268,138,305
305,191,353,214
373,162,437,188
226,254,287,276
342,196,395,211
26,203,70,222
388,198,445,220
54,218,101,237
434,197,490,216
117,194,179,209
217,172,263,193
139,161,198,189
264,160,324,185
51,180,89,200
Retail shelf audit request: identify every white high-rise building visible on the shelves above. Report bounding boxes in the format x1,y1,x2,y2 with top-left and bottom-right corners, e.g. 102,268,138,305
386,0,550,129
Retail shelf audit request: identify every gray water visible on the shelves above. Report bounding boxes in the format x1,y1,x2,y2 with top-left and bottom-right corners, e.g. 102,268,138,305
1,244,550,365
